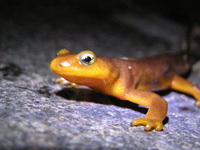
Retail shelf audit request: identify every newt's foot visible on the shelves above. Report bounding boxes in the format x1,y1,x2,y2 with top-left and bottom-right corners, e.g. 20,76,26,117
131,117,163,131
193,85,200,108
54,77,78,87
196,101,200,108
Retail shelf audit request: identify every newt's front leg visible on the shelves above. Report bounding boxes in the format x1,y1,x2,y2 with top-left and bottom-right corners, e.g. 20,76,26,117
122,90,168,131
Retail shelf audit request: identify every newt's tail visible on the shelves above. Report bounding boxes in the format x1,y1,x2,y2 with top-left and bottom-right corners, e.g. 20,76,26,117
183,24,200,66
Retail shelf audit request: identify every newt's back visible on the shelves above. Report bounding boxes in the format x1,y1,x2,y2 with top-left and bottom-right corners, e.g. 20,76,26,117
111,52,190,91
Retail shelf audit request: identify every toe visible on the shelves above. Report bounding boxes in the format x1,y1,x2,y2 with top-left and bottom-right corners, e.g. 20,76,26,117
131,117,163,131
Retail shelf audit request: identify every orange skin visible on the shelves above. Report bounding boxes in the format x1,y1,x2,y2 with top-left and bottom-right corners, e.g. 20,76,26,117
50,49,200,131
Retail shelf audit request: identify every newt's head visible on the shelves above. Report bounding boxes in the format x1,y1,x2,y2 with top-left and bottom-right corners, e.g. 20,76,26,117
50,49,119,86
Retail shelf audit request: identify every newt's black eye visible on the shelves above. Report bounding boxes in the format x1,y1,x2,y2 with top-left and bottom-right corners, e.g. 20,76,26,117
79,52,95,66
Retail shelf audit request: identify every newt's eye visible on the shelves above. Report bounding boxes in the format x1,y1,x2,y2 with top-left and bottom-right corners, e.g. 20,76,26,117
79,52,95,66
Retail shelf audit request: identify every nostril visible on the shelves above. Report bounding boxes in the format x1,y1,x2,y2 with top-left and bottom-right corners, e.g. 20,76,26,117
57,63,63,68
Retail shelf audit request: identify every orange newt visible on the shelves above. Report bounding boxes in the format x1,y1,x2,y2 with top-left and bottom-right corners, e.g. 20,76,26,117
50,49,200,131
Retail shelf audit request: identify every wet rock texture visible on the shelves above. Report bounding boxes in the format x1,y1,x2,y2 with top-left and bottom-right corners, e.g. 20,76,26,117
0,1,200,150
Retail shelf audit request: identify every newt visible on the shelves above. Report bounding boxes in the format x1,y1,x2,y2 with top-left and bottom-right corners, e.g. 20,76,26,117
50,48,200,131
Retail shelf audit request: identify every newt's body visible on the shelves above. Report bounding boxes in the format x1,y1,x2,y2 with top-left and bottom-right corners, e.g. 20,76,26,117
50,49,200,131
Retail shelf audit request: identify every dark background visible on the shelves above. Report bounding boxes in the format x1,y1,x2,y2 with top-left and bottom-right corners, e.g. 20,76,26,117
1,0,200,29
1,0,200,56
0,0,200,23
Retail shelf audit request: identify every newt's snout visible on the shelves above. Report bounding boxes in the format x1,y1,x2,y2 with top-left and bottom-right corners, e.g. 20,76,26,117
49,57,59,74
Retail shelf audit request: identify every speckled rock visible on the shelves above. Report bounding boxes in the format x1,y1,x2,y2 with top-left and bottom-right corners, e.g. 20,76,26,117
0,1,200,150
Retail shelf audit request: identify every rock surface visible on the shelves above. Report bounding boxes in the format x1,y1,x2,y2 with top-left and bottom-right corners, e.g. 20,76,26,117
0,1,200,150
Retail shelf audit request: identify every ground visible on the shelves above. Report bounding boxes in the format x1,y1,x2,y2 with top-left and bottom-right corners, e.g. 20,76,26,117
0,1,200,150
